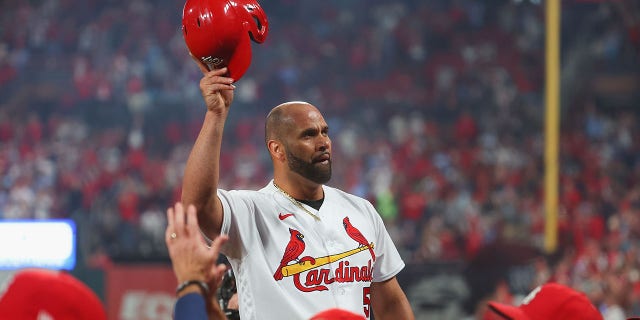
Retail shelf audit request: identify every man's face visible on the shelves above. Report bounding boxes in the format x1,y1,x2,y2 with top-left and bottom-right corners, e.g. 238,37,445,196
282,107,332,184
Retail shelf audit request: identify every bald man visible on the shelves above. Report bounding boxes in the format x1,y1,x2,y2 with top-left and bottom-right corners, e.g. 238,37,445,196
181,66,414,320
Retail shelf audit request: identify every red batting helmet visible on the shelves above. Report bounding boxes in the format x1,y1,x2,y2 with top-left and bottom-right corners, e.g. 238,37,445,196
182,0,269,80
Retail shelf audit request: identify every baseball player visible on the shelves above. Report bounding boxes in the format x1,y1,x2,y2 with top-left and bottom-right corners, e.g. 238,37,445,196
181,65,414,320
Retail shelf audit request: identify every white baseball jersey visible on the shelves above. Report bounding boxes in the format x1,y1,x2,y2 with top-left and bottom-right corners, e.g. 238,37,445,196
217,180,405,320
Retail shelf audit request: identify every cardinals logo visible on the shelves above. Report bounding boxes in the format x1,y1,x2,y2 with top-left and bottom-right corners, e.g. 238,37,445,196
343,217,376,261
273,220,376,293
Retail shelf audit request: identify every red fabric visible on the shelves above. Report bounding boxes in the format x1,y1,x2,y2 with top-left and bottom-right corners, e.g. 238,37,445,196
310,308,365,320
400,191,427,221
454,113,478,142
465,219,483,259
587,214,605,241
0,118,14,142
488,283,603,320
74,70,97,100
141,160,166,192
25,116,43,144
0,269,106,320
118,190,139,223
126,148,147,171
164,121,183,145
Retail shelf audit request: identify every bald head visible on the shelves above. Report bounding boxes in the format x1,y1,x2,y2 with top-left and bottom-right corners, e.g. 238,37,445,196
265,101,319,144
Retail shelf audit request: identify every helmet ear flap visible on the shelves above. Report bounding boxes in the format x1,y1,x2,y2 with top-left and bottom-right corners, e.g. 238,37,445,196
247,4,268,43
237,1,269,43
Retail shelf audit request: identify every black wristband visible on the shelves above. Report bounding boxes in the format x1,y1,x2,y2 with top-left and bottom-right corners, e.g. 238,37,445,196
176,280,210,296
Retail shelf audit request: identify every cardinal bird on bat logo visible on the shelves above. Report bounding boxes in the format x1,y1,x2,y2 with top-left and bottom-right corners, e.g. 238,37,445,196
271,224,376,292
273,228,306,280
343,216,376,261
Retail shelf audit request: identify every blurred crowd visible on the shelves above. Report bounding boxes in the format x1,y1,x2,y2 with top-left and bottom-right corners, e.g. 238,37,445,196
1,0,639,318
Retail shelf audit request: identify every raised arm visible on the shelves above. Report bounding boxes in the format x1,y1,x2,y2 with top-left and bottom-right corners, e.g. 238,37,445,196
181,62,235,240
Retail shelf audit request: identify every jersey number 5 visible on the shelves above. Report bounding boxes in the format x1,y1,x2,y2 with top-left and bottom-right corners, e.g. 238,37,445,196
363,287,371,318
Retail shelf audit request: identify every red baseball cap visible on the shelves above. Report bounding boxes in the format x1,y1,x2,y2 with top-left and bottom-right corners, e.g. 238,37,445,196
0,268,107,319
182,0,269,80
488,283,603,320
310,308,366,320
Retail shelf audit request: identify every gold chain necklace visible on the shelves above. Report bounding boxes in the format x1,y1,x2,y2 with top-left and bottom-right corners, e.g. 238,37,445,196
273,181,321,221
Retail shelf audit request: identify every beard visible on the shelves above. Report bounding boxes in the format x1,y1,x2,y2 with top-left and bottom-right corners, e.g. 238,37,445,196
286,149,332,184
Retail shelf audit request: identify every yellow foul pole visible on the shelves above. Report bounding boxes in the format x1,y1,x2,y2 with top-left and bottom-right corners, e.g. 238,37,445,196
544,0,561,254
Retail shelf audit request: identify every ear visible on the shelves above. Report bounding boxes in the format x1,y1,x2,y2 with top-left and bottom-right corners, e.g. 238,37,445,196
267,140,285,161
